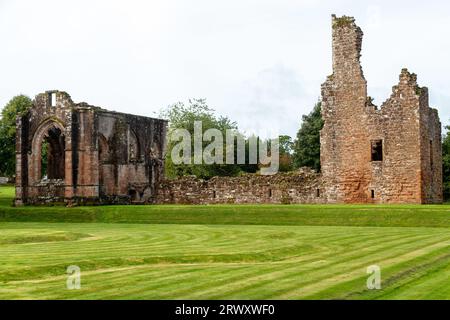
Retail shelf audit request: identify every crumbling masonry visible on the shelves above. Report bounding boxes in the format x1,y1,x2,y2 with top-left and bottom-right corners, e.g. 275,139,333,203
15,91,167,205
152,15,443,205
320,15,442,204
15,15,443,205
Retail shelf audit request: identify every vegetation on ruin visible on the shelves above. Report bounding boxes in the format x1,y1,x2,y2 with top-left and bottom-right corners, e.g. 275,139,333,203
415,86,424,96
278,135,294,172
0,185,449,299
332,16,354,29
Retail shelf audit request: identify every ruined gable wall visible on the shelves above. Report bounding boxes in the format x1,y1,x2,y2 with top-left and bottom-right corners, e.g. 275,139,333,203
365,70,424,203
371,72,443,204
16,91,78,204
26,91,73,188
17,92,102,204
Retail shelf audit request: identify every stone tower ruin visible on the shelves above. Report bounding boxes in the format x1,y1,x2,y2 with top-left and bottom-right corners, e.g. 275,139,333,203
320,15,443,204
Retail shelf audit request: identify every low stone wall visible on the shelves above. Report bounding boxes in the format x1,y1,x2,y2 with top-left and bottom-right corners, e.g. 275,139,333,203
155,169,326,205
0,177,8,185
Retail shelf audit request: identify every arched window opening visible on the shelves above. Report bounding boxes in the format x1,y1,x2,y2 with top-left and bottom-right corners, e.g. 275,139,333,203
150,141,161,159
41,140,49,179
128,130,139,162
41,127,65,180
98,134,110,163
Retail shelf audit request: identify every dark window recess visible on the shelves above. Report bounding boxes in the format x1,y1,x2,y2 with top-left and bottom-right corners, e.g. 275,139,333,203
268,189,272,198
41,127,65,180
316,189,320,198
430,140,434,171
213,190,216,199
41,140,48,179
371,140,383,161
128,190,137,202
371,190,375,199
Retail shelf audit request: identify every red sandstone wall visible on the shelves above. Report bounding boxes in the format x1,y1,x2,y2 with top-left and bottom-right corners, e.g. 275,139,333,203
155,169,325,205
321,16,371,203
97,112,166,204
320,15,443,204
15,91,167,205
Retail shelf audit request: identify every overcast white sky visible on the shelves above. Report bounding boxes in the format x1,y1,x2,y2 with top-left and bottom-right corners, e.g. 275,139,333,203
0,0,449,136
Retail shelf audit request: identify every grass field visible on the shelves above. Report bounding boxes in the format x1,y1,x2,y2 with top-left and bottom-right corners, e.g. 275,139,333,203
0,185,449,300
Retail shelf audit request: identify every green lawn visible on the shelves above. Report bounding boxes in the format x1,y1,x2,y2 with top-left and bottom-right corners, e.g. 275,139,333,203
0,185,449,300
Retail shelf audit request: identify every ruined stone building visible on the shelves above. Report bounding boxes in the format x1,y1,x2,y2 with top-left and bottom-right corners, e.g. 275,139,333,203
15,15,443,206
155,15,443,205
15,91,167,205
320,15,442,204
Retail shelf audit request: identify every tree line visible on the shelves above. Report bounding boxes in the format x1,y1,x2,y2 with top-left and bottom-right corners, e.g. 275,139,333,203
158,98,324,178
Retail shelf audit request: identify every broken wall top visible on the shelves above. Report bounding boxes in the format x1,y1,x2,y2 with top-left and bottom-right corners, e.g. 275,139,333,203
29,90,168,124
326,15,438,115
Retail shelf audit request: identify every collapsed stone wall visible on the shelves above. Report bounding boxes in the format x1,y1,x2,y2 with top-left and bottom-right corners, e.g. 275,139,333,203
155,168,326,205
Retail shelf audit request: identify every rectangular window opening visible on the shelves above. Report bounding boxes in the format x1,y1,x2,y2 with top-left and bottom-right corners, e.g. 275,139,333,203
316,189,320,198
50,92,57,107
268,189,272,198
371,190,375,199
371,140,383,162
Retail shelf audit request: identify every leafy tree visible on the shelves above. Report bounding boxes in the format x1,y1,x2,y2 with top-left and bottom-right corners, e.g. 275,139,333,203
160,99,242,179
0,95,32,177
279,135,294,155
278,135,294,172
443,124,450,200
293,102,324,172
